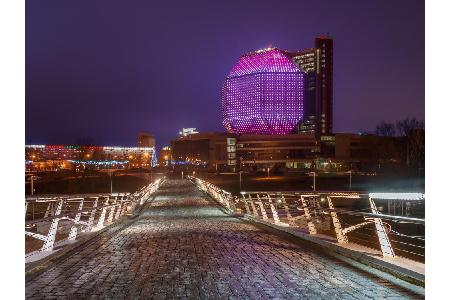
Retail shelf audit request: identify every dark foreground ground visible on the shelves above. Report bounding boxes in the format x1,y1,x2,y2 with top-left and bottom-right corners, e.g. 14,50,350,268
26,179,421,299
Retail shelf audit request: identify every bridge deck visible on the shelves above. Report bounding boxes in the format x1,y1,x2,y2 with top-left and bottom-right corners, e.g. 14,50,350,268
26,179,420,299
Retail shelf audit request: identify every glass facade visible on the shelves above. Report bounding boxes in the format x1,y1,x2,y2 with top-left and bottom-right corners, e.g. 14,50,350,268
221,48,305,135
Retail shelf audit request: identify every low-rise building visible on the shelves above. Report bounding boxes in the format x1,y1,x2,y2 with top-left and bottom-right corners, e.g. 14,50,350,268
170,131,408,173
25,145,156,171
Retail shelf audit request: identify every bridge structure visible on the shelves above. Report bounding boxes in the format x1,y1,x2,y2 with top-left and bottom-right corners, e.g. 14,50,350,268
25,177,425,299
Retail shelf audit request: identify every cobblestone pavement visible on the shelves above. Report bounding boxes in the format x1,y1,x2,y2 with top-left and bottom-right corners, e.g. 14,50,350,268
26,179,422,299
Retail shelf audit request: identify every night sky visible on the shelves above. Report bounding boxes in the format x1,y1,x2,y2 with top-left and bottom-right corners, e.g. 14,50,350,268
26,0,424,150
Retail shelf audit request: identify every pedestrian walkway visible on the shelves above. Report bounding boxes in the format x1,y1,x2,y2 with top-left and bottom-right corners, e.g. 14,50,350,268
26,179,421,299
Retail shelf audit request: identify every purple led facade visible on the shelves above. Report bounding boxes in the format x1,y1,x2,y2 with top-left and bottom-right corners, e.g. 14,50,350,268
221,48,304,135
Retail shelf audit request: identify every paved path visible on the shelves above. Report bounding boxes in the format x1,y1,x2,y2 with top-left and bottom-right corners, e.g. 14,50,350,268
26,180,421,299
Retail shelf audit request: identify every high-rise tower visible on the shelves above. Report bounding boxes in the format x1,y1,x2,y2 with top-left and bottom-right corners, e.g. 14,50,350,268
291,35,333,136
315,35,333,135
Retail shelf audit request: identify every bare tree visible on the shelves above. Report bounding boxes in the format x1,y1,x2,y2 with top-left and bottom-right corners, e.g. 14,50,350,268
396,118,424,136
374,121,396,136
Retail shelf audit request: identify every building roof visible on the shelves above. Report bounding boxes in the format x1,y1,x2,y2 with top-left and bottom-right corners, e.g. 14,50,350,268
227,48,303,78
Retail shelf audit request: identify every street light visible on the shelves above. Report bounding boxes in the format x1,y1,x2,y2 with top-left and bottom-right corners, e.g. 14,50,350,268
30,176,37,195
348,169,352,190
309,171,316,191
108,170,114,193
239,171,243,191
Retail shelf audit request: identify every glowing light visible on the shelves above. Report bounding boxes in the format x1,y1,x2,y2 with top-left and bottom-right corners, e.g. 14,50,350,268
369,193,425,201
222,48,305,134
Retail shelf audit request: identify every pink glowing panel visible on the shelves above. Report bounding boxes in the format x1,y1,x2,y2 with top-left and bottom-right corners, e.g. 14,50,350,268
222,48,304,135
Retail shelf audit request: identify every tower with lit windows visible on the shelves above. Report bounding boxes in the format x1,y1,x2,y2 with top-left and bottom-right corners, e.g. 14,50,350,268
222,36,333,136
221,48,305,135
291,35,333,136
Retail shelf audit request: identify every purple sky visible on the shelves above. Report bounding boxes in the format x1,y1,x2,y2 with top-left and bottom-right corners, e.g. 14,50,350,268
26,0,424,149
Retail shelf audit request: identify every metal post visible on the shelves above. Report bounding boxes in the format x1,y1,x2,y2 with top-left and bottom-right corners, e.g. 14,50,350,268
181,171,184,180
239,171,242,191
96,197,109,229
242,194,251,214
86,198,99,232
301,196,317,235
349,170,352,190
281,195,292,222
313,172,316,191
267,194,280,224
109,171,113,194
41,199,63,252
68,199,84,240
248,195,259,217
256,194,268,220
327,196,348,243
369,197,395,257
30,176,36,195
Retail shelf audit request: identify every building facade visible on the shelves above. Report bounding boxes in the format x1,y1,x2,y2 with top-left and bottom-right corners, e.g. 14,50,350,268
221,36,334,137
137,132,156,148
25,145,156,171
221,48,305,135
290,35,333,136
170,132,406,172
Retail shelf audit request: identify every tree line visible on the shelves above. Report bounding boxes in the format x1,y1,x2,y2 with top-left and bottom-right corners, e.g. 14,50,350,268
374,117,424,137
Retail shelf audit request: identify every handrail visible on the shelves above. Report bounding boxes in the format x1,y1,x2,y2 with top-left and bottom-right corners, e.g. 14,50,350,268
187,176,236,212
25,177,165,260
189,177,425,262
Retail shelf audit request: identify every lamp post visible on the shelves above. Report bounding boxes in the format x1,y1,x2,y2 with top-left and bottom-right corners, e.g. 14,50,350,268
239,171,242,191
108,170,113,193
313,171,316,191
349,170,352,190
30,176,37,195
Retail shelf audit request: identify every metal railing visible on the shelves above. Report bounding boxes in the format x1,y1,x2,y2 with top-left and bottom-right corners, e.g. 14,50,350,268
239,190,425,261
187,176,425,262
25,177,165,260
187,176,236,212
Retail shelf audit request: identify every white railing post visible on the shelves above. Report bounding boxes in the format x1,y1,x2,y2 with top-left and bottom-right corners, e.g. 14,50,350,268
369,197,395,257
107,197,117,224
281,195,293,222
96,197,109,229
327,196,348,243
85,198,98,232
44,202,52,218
242,194,251,214
68,199,84,240
267,194,280,224
256,194,268,221
41,199,63,252
301,196,317,235
248,195,259,217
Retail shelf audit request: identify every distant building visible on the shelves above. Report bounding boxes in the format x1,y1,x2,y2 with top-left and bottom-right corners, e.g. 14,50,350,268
170,132,407,172
171,132,230,168
221,35,334,137
221,48,305,135
137,132,155,148
159,146,172,166
171,132,319,171
179,128,199,137
25,145,156,171
291,35,333,136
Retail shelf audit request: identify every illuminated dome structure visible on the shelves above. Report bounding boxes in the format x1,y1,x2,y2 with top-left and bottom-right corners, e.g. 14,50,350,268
221,48,305,135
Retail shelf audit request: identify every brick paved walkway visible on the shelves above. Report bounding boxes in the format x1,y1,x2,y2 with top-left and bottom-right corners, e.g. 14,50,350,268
26,179,421,299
